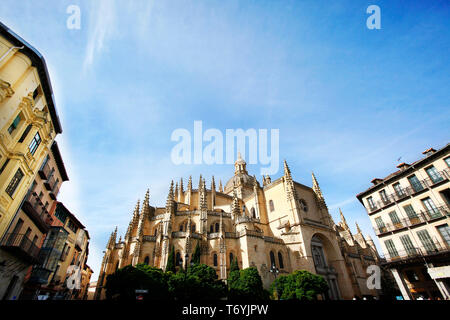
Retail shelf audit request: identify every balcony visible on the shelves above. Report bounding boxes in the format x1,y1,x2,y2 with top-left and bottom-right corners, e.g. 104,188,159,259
0,233,40,264
374,203,450,235
49,183,60,200
38,161,51,180
381,241,450,265
367,170,450,215
22,192,52,233
44,175,57,191
28,266,52,285
172,231,186,238
142,235,156,242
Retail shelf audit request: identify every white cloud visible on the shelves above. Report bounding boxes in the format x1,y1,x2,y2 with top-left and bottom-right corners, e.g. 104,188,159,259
83,0,116,72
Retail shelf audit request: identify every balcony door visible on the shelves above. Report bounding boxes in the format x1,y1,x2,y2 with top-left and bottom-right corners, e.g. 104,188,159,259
422,197,441,218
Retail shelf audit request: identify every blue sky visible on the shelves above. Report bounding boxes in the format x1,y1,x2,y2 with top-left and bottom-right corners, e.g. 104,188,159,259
1,0,449,278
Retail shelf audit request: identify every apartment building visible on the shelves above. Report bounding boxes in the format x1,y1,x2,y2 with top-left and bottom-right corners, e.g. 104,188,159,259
357,144,450,300
0,22,64,300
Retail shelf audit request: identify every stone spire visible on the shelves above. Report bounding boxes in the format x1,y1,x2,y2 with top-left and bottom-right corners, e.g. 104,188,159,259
126,200,140,239
211,176,216,191
312,172,325,206
186,175,193,205
234,152,248,175
107,226,117,249
138,190,150,237
231,190,241,219
355,221,362,234
174,182,179,202
219,179,223,192
339,208,349,230
178,177,184,203
283,160,297,201
166,180,175,212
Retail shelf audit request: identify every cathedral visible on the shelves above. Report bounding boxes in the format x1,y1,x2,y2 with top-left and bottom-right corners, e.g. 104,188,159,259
95,155,381,300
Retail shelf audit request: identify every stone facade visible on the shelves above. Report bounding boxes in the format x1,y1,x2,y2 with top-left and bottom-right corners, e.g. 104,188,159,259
96,155,380,300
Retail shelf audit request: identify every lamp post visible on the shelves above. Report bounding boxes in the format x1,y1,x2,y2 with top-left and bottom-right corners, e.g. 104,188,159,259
269,263,279,300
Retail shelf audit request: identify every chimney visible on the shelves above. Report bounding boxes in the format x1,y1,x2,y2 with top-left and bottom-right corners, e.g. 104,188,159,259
396,162,410,170
371,178,383,185
422,148,436,157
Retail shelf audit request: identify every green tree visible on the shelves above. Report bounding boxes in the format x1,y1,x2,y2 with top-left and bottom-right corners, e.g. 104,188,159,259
168,263,226,300
104,264,168,300
192,242,201,265
229,267,268,300
270,270,328,300
165,246,176,273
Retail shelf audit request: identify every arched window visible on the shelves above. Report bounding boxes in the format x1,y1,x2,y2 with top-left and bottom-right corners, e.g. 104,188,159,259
251,207,256,218
311,235,326,269
144,256,150,265
179,224,184,232
210,225,214,233
269,251,276,268
175,252,181,266
215,223,219,233
191,223,196,233
278,252,284,269
115,261,119,271
229,252,234,265
269,200,275,212
213,253,218,266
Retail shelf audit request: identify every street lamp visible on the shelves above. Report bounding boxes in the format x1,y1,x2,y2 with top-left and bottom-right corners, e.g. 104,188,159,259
269,263,280,300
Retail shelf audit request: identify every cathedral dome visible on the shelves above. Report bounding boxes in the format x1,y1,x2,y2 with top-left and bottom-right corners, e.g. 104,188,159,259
224,153,256,193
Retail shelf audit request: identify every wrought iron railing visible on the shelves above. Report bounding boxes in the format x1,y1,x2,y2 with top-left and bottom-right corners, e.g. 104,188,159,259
381,241,450,263
373,203,450,235
367,169,450,213
0,233,40,262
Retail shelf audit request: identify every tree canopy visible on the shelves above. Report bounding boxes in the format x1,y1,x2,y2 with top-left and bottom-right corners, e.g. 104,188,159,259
270,270,329,300
228,266,269,300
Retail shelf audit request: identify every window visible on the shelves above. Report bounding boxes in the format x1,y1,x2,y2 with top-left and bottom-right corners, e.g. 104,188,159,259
144,256,150,265
18,125,32,143
210,225,213,233
403,204,418,219
384,239,399,258
28,132,41,155
405,270,419,283
5,168,24,197
445,157,450,167
215,223,219,233
375,217,386,233
179,224,184,232
367,196,376,209
393,183,404,196
388,211,401,225
67,220,78,233
425,166,443,184
299,199,308,212
408,175,424,193
213,253,218,267
417,230,437,253
175,252,181,266
437,224,450,247
191,223,196,233
400,235,417,256
422,197,441,218
7,114,21,135
269,251,276,268
55,206,68,224
278,252,284,269
269,200,275,212
0,158,10,176
251,207,256,218
229,252,234,265
379,190,389,203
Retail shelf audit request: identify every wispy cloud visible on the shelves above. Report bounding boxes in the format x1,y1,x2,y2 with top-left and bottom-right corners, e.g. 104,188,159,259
329,197,357,210
83,0,116,72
